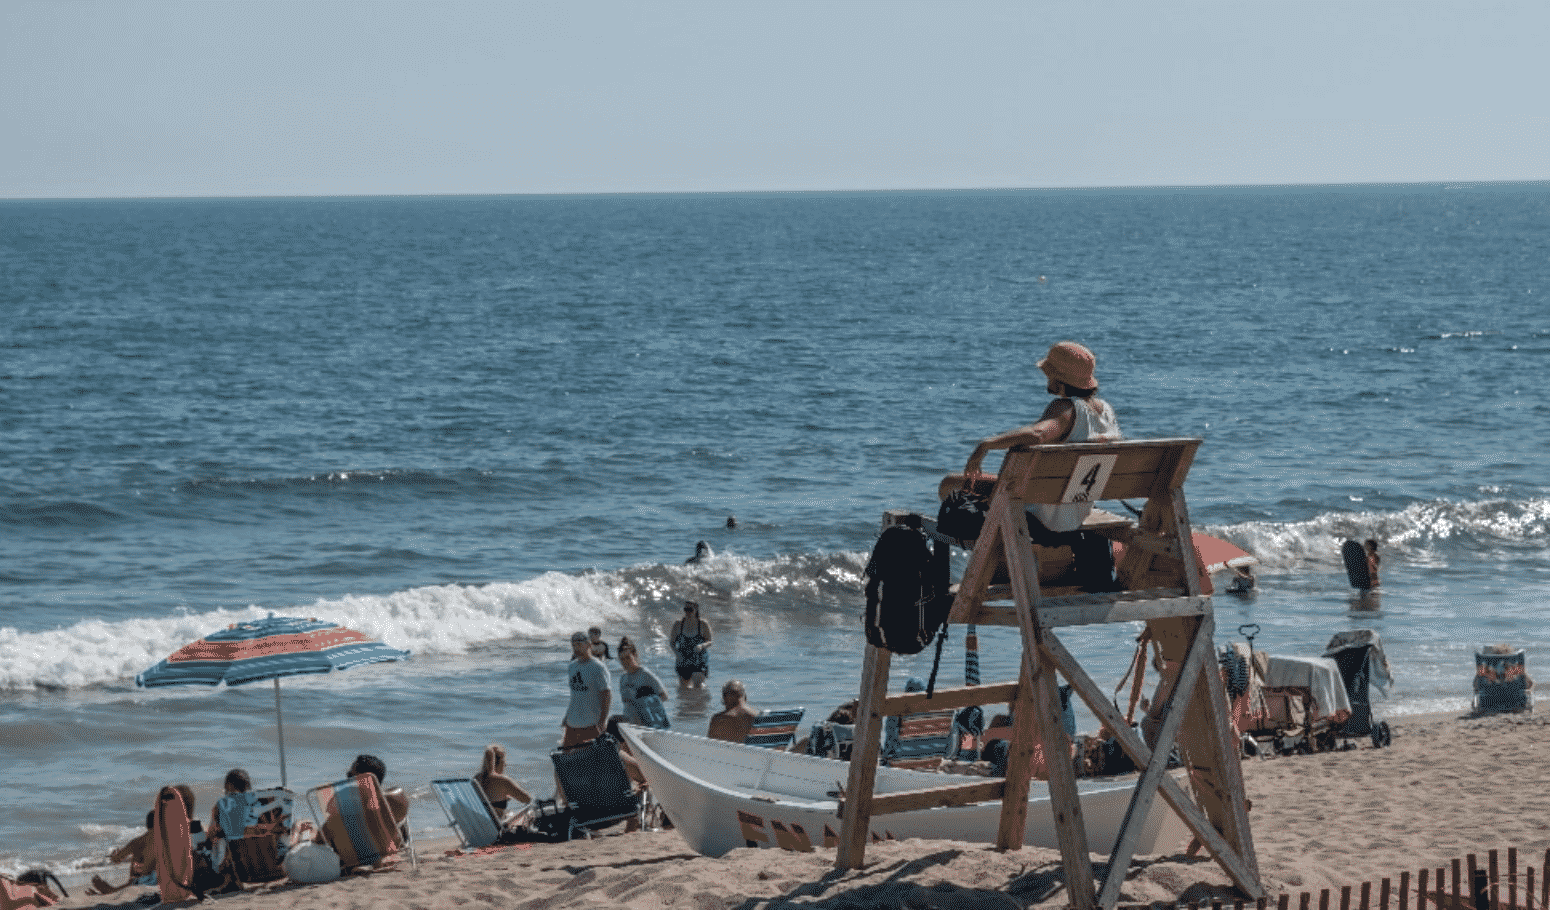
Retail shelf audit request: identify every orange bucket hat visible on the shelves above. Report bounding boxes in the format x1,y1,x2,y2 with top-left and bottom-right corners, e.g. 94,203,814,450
1037,341,1098,390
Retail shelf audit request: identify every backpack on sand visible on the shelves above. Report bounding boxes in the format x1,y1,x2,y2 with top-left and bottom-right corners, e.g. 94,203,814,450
863,521,950,656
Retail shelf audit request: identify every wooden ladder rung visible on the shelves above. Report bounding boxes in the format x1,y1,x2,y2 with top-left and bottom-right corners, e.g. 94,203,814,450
952,588,1210,627
866,779,1007,816
875,682,1020,716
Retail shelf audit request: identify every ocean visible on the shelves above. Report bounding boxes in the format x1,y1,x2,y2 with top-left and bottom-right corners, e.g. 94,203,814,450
1,184,1546,880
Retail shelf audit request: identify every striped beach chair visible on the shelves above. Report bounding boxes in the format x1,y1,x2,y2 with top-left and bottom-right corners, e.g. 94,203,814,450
882,708,958,769
431,778,503,850
744,708,805,750
307,773,417,870
1474,647,1533,714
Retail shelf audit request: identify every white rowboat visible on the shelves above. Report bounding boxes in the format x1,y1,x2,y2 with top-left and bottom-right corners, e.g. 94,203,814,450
620,725,1190,858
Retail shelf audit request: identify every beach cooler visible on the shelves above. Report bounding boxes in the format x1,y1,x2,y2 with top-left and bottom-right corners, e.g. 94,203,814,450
1473,646,1533,714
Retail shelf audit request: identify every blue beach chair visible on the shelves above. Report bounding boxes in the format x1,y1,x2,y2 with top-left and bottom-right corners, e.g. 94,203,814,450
744,708,805,750
307,773,417,870
431,778,503,850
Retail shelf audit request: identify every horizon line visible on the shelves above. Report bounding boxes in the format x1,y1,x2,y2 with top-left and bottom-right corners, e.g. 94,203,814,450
3,178,1546,204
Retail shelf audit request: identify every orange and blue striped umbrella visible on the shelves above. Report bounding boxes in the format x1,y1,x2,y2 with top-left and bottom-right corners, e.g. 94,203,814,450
136,614,409,786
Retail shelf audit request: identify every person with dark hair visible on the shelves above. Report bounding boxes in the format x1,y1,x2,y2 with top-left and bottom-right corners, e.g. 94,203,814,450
586,626,613,661
346,754,408,825
206,768,253,859
308,754,409,851
616,637,669,728
946,341,1124,593
671,601,712,690
1362,539,1381,588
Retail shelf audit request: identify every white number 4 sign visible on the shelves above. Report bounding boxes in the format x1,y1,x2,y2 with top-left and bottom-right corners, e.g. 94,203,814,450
1062,455,1117,503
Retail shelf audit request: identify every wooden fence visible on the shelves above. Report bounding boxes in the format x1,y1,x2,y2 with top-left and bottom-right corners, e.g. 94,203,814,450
1171,847,1547,910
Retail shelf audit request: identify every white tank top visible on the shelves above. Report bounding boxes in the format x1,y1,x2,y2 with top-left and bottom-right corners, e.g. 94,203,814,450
1032,397,1123,532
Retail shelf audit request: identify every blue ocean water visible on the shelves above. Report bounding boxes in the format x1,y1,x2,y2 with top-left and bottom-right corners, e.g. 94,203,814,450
1,185,1546,879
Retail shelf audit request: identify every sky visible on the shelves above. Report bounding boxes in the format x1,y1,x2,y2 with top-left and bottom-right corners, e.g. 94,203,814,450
1,0,1546,198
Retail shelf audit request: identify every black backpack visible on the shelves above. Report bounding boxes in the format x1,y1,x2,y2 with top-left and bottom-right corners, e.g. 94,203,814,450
863,522,950,655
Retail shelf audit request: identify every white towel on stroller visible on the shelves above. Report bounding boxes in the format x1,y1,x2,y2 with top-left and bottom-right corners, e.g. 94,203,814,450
1263,655,1351,721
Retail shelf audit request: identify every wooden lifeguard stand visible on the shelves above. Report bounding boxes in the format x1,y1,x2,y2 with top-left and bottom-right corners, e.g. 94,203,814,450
835,438,1261,909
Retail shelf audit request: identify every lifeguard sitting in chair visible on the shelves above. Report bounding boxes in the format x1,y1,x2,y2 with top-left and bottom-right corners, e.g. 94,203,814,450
941,341,1124,594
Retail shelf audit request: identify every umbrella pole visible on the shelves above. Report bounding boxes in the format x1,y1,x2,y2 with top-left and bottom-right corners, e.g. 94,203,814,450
273,677,288,789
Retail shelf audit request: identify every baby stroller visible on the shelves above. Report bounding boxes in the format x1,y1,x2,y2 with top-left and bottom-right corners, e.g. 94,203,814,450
1321,629,1393,748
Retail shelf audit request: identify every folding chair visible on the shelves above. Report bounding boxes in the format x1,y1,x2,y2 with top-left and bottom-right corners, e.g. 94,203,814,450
307,773,417,870
545,737,643,840
881,708,958,769
431,778,503,850
1475,647,1533,714
744,708,805,749
210,787,294,884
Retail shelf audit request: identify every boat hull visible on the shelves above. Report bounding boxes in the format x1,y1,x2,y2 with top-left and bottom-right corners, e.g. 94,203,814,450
621,725,1189,858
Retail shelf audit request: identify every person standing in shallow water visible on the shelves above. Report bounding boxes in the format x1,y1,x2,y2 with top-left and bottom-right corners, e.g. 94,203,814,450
1363,539,1381,588
671,600,713,690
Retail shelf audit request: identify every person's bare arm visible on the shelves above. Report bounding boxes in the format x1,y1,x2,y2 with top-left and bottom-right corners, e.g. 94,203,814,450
963,400,1075,477
698,619,713,651
596,688,612,733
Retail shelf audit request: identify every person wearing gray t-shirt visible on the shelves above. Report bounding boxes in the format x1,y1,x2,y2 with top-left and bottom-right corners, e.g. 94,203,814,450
563,631,612,748
616,638,670,728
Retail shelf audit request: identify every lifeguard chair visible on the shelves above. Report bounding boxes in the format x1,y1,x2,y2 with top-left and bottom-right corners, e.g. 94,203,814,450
836,438,1261,908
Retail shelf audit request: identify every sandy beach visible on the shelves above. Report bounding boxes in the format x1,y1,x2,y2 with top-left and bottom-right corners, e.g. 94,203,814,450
60,708,1546,910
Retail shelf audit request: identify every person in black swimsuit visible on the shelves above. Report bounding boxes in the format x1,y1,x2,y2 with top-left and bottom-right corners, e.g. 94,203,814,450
671,600,713,690
473,744,532,829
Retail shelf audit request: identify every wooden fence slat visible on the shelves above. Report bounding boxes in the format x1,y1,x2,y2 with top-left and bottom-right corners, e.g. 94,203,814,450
1472,868,1489,910
1508,847,1518,909
1489,848,1499,910
1216,849,1552,915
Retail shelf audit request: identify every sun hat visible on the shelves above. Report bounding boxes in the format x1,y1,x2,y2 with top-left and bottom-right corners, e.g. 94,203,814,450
570,631,589,643
1036,341,1098,390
